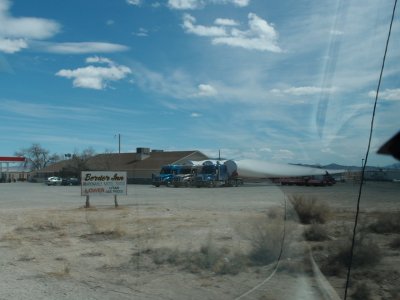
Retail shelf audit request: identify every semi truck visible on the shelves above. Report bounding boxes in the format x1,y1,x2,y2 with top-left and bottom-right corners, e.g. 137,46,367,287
152,165,194,187
153,160,243,188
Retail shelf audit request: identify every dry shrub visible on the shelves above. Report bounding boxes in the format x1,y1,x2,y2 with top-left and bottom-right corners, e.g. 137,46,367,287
322,231,382,275
267,206,283,219
289,195,330,224
248,223,282,266
147,242,248,275
369,211,400,234
304,223,329,241
351,282,372,300
389,237,400,249
47,263,71,278
388,286,400,300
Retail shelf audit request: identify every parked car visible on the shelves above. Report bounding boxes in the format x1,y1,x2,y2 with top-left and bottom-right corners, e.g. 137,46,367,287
61,177,80,186
45,176,62,186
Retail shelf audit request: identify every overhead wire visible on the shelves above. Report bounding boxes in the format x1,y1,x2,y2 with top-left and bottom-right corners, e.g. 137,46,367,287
343,0,398,298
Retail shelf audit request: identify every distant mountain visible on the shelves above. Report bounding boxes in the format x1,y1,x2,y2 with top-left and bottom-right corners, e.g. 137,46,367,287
291,162,400,171
385,163,400,169
323,163,358,170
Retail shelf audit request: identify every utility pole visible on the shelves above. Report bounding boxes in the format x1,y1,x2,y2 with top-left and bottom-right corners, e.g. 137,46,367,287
118,134,121,154
115,134,121,154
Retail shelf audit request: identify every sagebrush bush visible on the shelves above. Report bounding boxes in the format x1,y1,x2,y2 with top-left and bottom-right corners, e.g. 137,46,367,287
323,231,382,275
389,237,400,249
248,224,282,266
289,195,330,224
147,243,248,275
352,282,372,300
369,212,400,234
304,223,329,241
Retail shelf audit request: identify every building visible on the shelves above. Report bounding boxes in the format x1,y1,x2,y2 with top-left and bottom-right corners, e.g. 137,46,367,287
0,156,29,182
32,148,208,184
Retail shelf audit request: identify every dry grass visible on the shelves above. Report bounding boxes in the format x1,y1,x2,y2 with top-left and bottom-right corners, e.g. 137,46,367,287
369,211,400,234
143,243,248,275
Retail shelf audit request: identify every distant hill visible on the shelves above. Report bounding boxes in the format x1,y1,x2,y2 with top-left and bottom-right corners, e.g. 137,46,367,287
385,163,400,169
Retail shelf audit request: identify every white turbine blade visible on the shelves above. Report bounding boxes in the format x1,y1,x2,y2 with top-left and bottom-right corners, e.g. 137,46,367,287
233,159,341,178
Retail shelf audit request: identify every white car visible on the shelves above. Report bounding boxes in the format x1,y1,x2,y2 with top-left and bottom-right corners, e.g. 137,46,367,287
45,176,62,186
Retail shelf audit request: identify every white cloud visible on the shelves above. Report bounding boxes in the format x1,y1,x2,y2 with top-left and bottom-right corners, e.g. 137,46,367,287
214,18,239,26
43,42,129,54
168,0,203,10
0,38,27,53
330,30,344,36
127,0,141,5
272,149,294,161
190,112,202,117
85,56,113,64
168,0,249,10
183,14,227,37
183,13,282,52
133,28,149,37
230,0,250,7
56,57,132,90
368,88,400,101
0,0,60,53
195,84,218,97
212,13,282,52
272,86,336,96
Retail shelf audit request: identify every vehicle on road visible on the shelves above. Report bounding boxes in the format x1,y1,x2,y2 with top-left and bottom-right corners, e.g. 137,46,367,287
45,176,62,186
61,177,80,186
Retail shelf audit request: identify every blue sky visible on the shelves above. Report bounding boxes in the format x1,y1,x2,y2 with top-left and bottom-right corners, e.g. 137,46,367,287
0,0,399,166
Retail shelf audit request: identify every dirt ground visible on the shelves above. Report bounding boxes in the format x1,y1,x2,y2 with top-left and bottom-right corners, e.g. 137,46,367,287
0,181,398,299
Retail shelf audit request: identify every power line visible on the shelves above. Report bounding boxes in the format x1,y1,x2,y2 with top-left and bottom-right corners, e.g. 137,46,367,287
344,0,398,298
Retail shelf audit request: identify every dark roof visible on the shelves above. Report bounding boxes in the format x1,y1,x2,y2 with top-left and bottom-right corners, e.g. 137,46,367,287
35,150,208,173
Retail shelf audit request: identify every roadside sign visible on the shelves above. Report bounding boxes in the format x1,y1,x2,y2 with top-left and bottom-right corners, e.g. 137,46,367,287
81,171,127,196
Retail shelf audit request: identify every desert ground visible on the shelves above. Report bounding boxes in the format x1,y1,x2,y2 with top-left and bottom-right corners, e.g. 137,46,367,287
0,181,399,300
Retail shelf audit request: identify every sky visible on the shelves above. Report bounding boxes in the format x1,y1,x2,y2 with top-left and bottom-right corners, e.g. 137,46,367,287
0,0,399,167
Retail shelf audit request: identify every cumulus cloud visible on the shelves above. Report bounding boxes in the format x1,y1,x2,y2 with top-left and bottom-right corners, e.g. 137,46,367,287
231,0,250,6
183,13,282,52
190,112,202,117
214,18,239,26
0,0,60,53
56,56,132,90
183,14,227,36
43,42,129,54
368,88,400,101
0,37,27,53
212,13,282,52
195,84,218,97
168,0,202,10
126,0,141,5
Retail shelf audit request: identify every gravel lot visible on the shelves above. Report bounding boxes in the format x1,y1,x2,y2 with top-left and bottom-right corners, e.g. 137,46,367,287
0,181,398,299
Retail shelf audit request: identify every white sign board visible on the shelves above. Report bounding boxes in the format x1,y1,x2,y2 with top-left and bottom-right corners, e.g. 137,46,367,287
81,171,127,196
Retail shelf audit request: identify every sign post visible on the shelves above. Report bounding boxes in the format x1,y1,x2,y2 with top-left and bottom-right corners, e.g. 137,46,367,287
81,171,127,208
